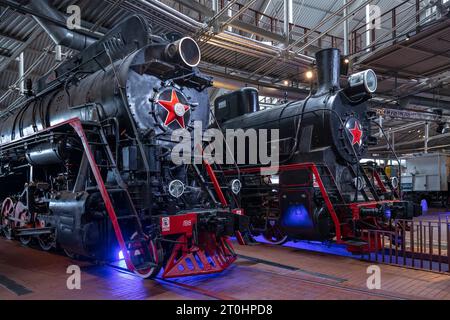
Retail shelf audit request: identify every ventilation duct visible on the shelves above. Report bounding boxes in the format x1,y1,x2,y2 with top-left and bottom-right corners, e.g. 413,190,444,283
27,0,97,51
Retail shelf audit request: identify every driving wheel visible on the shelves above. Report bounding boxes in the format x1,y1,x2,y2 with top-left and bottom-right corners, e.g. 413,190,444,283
1,198,14,240
263,218,288,245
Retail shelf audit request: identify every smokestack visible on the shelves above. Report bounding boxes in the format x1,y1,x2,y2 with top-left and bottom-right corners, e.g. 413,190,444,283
315,48,340,95
27,0,97,51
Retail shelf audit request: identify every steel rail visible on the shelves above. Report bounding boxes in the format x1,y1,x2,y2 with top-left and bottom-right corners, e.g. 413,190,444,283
108,263,237,300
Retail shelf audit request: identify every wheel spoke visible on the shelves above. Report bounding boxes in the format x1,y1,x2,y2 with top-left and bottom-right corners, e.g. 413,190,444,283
127,232,162,278
38,234,55,251
263,219,288,245
19,236,32,246
1,198,15,240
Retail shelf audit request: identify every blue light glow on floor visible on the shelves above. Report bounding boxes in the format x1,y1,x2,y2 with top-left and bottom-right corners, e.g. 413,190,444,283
253,235,356,257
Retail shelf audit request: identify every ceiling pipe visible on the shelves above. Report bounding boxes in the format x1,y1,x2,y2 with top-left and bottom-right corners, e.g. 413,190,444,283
207,72,307,100
370,131,450,150
343,0,349,56
26,0,97,51
372,143,450,154
17,51,24,95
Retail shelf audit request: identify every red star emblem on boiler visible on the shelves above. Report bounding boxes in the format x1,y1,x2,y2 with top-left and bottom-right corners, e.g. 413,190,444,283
157,90,190,128
349,121,363,146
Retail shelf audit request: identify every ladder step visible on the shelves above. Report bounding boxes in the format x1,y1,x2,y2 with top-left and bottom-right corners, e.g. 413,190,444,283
124,240,147,250
117,215,139,220
89,142,108,146
125,238,147,245
343,239,368,247
96,164,117,168
83,129,100,134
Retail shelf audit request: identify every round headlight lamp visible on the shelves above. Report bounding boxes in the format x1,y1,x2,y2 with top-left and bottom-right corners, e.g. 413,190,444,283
390,176,399,189
168,180,185,198
231,179,242,195
353,176,366,191
345,69,377,100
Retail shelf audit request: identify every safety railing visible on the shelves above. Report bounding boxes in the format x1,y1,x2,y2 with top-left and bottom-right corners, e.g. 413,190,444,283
171,0,448,58
363,217,450,273
181,0,346,53
350,0,447,56
222,1,345,53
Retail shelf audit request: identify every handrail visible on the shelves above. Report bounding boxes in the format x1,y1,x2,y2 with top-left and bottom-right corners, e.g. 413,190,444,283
352,0,424,34
183,0,345,52
350,0,443,55
364,217,450,273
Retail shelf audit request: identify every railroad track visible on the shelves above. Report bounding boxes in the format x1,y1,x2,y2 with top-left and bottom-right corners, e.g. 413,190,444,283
0,236,435,300
108,254,413,300
107,263,238,300
236,254,412,300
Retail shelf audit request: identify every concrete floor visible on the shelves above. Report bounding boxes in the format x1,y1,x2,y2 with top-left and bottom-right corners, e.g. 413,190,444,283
1,237,450,300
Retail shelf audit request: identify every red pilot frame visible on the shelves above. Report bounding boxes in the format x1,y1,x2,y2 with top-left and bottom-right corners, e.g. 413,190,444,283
160,213,237,278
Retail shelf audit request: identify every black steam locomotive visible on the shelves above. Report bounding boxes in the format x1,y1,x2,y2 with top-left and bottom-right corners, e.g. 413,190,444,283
0,15,247,278
215,48,420,253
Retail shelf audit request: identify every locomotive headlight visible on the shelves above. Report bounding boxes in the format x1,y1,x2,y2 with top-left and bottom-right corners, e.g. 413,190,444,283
345,69,377,100
168,180,185,198
364,69,377,93
230,179,242,195
353,176,366,191
390,176,399,189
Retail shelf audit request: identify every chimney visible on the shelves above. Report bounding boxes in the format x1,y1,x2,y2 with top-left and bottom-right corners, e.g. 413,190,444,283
315,48,340,95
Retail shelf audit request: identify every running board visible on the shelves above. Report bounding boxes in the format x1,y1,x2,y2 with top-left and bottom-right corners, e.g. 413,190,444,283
14,227,54,237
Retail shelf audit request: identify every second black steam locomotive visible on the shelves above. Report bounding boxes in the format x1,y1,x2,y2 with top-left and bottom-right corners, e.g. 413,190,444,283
0,15,247,278
216,48,420,252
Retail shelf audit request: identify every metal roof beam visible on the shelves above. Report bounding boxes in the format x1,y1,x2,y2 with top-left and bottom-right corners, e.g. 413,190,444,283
171,0,309,45
248,0,363,80
370,132,450,150
3,68,42,78
370,106,450,122
172,0,214,17
405,95,450,110
221,0,257,29
0,47,10,57
0,31,24,43
0,28,42,73
228,19,322,52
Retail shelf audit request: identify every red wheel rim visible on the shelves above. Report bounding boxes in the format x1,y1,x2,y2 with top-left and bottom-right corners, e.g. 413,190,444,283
127,233,161,278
